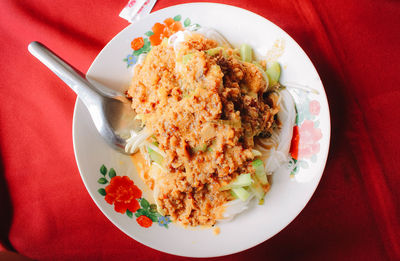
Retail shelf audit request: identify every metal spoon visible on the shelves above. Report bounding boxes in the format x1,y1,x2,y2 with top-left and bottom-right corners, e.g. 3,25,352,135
28,41,141,154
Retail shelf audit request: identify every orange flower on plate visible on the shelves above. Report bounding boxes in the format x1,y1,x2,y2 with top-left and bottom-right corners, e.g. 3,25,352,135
149,17,183,46
131,37,145,51
105,176,142,214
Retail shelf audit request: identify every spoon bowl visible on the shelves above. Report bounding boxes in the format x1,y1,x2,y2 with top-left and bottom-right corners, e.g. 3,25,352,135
28,41,141,154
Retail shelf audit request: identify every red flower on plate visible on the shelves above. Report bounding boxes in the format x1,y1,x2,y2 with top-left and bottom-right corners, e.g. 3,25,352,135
298,120,322,159
136,215,153,228
105,176,142,214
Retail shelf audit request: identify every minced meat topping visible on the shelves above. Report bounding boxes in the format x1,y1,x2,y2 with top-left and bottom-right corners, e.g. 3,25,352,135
127,33,279,226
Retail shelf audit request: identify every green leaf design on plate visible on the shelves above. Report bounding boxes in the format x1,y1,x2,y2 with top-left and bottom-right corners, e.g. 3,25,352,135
133,48,144,56
97,178,108,184
135,208,148,217
173,15,182,21
98,188,106,196
145,31,154,36
140,198,150,210
108,168,116,179
142,39,151,53
126,209,133,218
184,18,191,27
148,213,158,222
149,204,158,213
100,165,107,175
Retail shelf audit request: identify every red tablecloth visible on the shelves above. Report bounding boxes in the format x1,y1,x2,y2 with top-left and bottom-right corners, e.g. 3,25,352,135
0,0,399,260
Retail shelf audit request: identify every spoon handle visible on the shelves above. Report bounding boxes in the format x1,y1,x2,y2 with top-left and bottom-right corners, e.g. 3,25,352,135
28,41,101,106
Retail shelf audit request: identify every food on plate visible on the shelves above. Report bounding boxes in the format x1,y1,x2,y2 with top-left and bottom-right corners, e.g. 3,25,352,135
125,27,295,227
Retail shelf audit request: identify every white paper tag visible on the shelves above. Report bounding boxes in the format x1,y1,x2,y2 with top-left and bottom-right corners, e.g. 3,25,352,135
119,0,157,23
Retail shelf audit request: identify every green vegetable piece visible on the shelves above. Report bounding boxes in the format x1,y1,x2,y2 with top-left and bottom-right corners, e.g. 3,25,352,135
231,187,250,201
173,15,182,21
199,144,208,152
182,53,193,64
147,147,164,166
140,198,150,210
108,168,116,179
145,31,154,36
100,165,107,175
230,189,238,199
240,44,253,62
184,18,191,27
97,178,108,184
252,159,263,167
192,144,207,153
152,139,159,147
249,178,265,201
266,62,281,86
206,47,229,58
98,188,106,196
126,210,133,218
205,47,223,56
220,173,253,191
252,159,268,185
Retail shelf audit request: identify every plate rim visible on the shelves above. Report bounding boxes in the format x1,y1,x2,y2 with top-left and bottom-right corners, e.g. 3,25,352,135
72,2,331,258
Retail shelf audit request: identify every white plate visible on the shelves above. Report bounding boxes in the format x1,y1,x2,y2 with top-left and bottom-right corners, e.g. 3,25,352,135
73,3,330,258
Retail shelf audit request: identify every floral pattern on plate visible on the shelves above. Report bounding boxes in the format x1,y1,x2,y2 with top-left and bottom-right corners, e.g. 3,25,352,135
97,164,171,228
123,15,197,67
289,89,323,175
